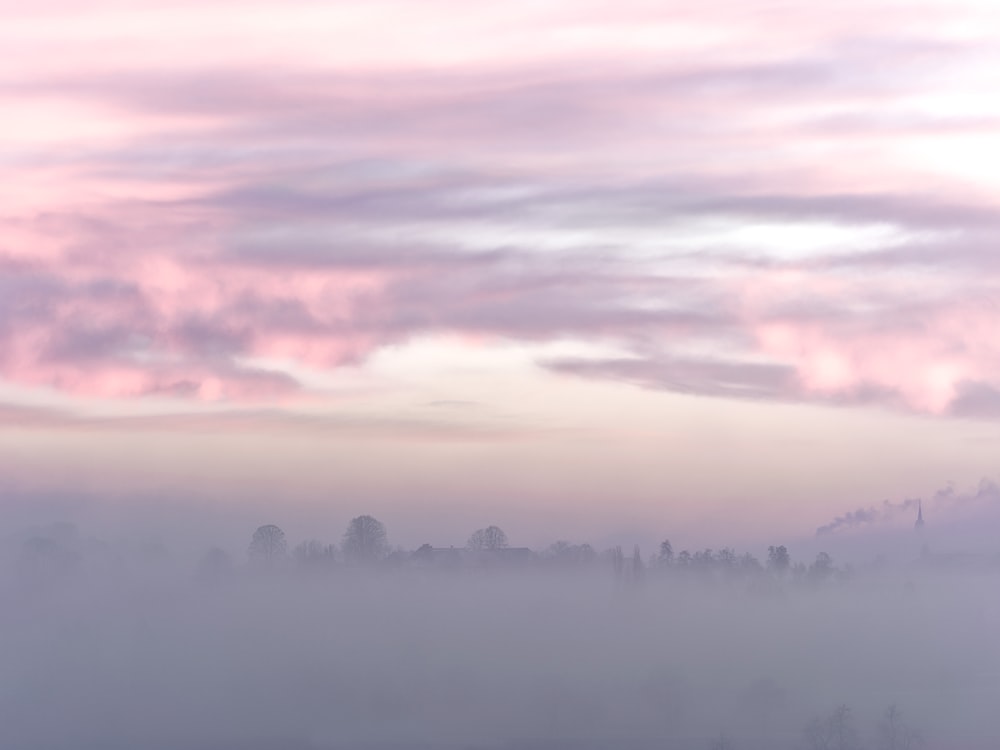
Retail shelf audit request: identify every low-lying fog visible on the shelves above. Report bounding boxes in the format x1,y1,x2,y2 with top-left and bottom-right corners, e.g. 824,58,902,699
2,524,998,750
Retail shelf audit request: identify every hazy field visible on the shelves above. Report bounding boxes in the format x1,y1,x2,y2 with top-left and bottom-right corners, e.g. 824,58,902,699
3,552,998,750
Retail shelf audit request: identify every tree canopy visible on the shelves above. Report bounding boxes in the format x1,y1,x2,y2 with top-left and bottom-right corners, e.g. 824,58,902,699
343,515,389,564
467,525,509,551
248,524,287,565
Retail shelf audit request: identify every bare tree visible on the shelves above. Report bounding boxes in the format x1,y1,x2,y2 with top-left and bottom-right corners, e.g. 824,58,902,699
709,733,732,750
878,705,922,750
767,545,791,575
739,552,764,576
293,539,336,567
804,717,832,750
657,539,674,566
342,515,389,564
804,704,861,750
467,525,509,551
693,549,716,574
831,705,861,750
632,544,645,581
809,552,835,585
716,547,738,570
248,524,287,566
611,545,625,578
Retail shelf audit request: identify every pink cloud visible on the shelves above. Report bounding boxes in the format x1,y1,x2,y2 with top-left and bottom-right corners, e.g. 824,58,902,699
743,266,1000,413
1,0,998,416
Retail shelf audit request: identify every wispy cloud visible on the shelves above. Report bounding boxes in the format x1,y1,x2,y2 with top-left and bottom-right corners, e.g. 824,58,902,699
2,0,999,417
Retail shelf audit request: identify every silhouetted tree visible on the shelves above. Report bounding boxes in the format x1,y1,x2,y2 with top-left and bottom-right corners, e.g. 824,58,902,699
294,539,336,567
248,524,287,566
767,545,790,575
657,539,674,566
693,548,716,572
809,552,835,584
804,714,832,750
878,704,922,750
342,515,388,564
633,544,644,581
739,552,763,574
467,525,508,551
547,540,572,559
709,733,732,750
791,561,808,582
804,704,861,750
610,545,625,578
716,547,738,570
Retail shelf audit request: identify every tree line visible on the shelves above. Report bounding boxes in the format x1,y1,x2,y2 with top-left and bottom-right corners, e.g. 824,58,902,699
226,516,851,587
10,515,857,590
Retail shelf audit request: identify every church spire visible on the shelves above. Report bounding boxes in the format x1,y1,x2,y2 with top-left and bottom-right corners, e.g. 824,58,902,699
914,500,925,530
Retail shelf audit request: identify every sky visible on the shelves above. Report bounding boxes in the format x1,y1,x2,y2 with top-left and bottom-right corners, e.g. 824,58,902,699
2,0,1000,553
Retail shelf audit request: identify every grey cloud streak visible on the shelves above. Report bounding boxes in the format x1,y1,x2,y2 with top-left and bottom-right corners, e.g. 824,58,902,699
544,354,797,401
0,399,537,441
